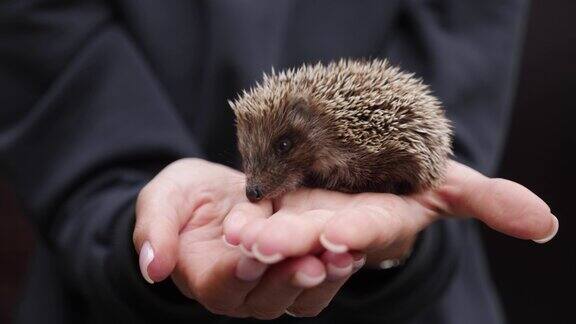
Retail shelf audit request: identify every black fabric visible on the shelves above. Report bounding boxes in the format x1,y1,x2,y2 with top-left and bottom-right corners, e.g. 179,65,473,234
0,1,527,323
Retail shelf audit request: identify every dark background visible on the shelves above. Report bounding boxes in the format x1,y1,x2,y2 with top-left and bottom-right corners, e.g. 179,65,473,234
478,0,575,323
1,1,574,323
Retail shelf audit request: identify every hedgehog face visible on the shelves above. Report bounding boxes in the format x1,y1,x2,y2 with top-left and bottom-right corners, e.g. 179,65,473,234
234,97,329,202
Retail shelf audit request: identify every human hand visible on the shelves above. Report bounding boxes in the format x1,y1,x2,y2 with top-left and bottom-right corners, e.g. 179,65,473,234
224,160,558,269
132,158,361,318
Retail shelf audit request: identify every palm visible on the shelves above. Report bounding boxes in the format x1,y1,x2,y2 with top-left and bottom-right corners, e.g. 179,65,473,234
176,207,239,289
152,159,272,294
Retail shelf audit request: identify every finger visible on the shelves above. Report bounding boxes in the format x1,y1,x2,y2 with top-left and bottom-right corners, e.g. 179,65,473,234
319,202,427,254
275,188,350,213
286,251,354,318
432,161,559,242
243,255,326,320
322,251,355,281
238,218,269,257
351,252,367,272
133,177,197,283
223,201,272,246
183,250,267,316
251,210,333,264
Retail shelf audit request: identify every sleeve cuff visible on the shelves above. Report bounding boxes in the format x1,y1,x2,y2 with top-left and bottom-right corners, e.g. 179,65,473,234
331,219,462,322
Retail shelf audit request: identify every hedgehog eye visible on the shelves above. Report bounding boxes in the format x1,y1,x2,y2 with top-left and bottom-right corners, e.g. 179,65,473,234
275,137,293,156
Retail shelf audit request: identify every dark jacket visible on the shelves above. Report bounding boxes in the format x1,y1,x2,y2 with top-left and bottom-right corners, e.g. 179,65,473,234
0,1,528,323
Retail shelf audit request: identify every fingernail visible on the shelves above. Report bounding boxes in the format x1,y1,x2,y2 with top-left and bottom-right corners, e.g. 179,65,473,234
327,262,353,280
236,257,267,281
352,256,366,271
294,271,326,288
239,244,255,258
322,251,354,280
252,243,284,264
319,233,348,253
139,241,155,284
533,215,559,244
285,310,299,317
222,234,236,248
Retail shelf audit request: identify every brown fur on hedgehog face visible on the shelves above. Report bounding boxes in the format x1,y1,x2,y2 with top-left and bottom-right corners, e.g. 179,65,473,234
235,96,341,202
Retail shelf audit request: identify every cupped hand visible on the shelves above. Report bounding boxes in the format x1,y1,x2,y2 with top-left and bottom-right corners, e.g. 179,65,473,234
132,159,360,318
224,160,559,269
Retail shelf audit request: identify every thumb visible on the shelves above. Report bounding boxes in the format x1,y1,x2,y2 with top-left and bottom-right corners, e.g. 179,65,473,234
132,181,188,284
435,161,559,243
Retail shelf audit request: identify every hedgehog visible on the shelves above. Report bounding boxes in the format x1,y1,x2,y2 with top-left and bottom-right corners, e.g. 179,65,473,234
229,59,452,203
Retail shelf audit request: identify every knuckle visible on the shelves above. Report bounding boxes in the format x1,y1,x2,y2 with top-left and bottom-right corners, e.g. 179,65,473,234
362,205,399,230
362,205,405,243
166,158,205,172
361,204,389,220
136,180,176,215
136,184,154,211
335,208,374,230
483,179,511,219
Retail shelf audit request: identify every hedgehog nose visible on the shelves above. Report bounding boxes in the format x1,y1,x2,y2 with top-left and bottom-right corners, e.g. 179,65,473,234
246,185,264,202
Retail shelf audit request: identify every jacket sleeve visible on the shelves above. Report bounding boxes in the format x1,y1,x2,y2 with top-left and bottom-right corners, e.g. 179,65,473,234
332,0,529,321
0,1,217,321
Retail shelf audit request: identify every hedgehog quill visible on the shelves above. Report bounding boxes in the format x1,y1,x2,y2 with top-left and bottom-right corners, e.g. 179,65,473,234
229,59,453,202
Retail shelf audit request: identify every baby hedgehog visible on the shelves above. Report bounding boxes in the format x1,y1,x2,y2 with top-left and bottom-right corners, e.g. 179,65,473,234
229,59,452,202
